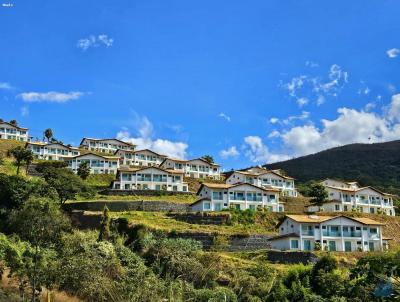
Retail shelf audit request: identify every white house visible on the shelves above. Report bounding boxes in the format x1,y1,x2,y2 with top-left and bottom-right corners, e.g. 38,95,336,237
191,182,283,212
79,138,135,154
64,153,120,174
269,214,389,252
26,142,80,161
318,179,395,216
160,158,221,179
225,167,297,197
112,166,189,192
0,121,29,142
115,149,167,167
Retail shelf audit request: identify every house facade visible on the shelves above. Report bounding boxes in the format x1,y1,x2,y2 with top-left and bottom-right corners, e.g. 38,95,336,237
320,179,395,216
80,138,135,154
225,168,297,197
191,182,283,212
160,158,221,179
115,149,167,167
112,167,188,192
64,153,120,174
269,215,388,252
26,142,80,161
0,121,29,142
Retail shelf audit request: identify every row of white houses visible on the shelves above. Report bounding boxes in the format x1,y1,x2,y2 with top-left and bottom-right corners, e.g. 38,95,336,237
0,121,30,142
269,214,389,252
307,179,396,216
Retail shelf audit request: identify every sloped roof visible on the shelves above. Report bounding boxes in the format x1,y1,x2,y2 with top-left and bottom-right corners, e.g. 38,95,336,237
277,214,385,227
80,137,135,147
118,166,184,175
0,121,28,130
268,233,300,241
197,182,280,195
63,152,119,160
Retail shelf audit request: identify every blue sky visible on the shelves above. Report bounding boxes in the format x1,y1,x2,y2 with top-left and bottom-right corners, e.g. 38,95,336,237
1,0,400,170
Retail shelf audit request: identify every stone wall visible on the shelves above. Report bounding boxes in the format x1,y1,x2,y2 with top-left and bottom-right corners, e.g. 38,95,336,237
100,189,195,197
64,200,190,212
167,213,230,225
266,250,319,264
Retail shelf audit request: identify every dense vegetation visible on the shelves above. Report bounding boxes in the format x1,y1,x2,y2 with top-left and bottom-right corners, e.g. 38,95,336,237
265,140,400,195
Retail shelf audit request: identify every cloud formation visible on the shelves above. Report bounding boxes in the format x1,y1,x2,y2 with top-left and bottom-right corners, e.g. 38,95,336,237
219,112,231,122
17,91,85,103
116,116,188,159
219,146,239,159
387,48,399,58
20,106,29,117
77,34,114,51
281,64,348,107
0,82,13,90
243,136,290,163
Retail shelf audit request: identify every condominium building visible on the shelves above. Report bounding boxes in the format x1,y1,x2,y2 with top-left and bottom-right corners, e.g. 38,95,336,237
26,142,80,161
64,153,120,174
191,182,283,212
112,166,188,192
115,149,167,167
80,138,135,154
317,179,395,216
225,167,297,197
269,215,389,252
160,158,221,179
0,121,29,142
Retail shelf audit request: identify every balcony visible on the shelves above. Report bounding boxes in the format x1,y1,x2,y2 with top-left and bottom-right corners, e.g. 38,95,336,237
370,200,381,205
246,197,262,202
322,231,341,237
342,231,362,237
369,234,380,239
357,199,369,205
301,230,314,236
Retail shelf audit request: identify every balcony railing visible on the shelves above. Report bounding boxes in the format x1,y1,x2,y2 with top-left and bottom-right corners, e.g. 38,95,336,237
301,230,314,236
369,234,380,239
322,231,341,237
343,231,362,237
246,197,262,202
370,200,381,205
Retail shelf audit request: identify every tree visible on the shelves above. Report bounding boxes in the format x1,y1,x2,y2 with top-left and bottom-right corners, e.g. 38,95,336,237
9,119,17,126
9,146,34,175
202,155,214,164
308,183,328,205
42,168,87,204
43,128,53,142
98,206,111,242
7,199,71,301
77,161,91,180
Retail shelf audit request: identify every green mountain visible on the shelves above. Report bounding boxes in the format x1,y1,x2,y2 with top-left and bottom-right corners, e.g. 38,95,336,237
265,140,400,195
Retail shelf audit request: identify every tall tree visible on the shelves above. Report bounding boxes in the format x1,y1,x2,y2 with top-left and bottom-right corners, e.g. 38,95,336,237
42,168,87,204
9,146,34,175
43,128,53,142
308,183,328,205
77,161,91,180
7,199,71,302
98,206,111,242
202,155,214,164
9,119,17,126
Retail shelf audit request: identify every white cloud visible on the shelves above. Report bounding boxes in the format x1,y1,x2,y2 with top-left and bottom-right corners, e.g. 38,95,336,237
20,106,29,117
269,117,279,124
116,116,188,159
77,34,114,51
282,64,348,106
387,94,400,122
387,48,399,58
305,61,319,68
280,96,400,157
219,146,239,159
243,136,290,163
296,97,309,107
364,102,376,112
17,91,84,103
219,112,231,122
268,130,280,138
0,82,13,90
282,111,310,125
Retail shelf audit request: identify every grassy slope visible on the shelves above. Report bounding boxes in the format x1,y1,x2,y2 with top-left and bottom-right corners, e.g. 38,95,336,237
110,211,280,235
0,139,26,176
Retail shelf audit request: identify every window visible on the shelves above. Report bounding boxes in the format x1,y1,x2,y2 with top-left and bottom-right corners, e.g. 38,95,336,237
203,203,211,210
290,240,299,249
335,205,340,211
248,204,256,211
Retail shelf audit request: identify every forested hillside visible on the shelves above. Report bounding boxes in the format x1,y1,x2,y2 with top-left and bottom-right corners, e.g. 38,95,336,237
266,140,400,195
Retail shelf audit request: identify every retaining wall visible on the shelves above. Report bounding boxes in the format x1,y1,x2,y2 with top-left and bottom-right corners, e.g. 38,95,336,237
64,200,190,212
167,213,230,225
100,189,195,196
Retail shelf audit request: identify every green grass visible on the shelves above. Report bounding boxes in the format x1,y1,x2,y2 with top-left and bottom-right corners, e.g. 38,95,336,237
84,174,116,188
0,139,25,157
73,193,197,204
111,211,278,235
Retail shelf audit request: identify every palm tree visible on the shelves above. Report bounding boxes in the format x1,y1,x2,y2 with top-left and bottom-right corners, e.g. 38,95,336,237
202,155,214,164
44,128,53,142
